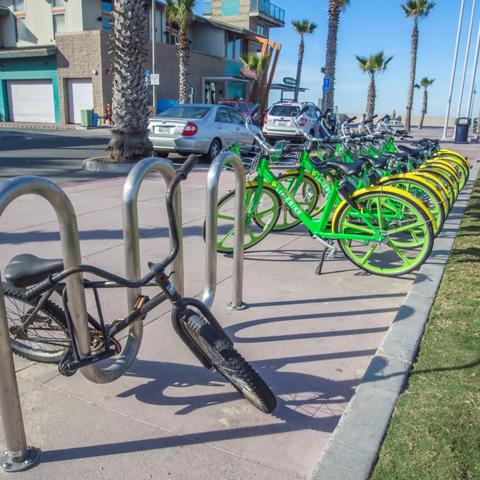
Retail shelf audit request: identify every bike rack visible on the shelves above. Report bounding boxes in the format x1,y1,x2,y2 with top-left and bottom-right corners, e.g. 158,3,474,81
203,152,247,310
123,156,184,306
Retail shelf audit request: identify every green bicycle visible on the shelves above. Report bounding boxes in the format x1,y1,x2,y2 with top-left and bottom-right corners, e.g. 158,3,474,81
212,112,436,277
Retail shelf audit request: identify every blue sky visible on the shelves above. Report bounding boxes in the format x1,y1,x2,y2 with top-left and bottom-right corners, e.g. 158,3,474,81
198,0,479,117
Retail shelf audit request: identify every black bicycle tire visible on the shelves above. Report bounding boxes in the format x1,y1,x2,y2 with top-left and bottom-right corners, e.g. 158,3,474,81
1,282,69,363
183,312,276,414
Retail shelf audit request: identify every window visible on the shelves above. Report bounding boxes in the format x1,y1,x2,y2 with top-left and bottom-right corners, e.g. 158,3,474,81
256,23,265,36
53,14,65,36
228,110,244,125
226,33,244,60
269,105,300,117
53,0,65,7
221,0,240,16
15,17,28,42
102,0,112,32
13,0,25,12
215,108,232,123
158,106,211,119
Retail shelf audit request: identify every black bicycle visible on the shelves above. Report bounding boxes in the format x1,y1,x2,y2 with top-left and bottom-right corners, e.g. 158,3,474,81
1,155,276,414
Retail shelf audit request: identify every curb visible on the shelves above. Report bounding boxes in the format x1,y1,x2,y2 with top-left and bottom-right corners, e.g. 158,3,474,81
310,161,480,480
82,157,136,173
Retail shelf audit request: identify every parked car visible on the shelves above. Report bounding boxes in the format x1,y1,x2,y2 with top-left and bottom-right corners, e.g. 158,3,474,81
148,104,253,161
218,100,255,119
262,101,320,143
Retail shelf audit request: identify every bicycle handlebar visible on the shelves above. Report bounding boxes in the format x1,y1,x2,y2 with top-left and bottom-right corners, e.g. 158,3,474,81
177,154,198,179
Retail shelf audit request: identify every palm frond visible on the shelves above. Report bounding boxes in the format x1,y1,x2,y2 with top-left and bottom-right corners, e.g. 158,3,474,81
166,0,196,32
401,0,435,18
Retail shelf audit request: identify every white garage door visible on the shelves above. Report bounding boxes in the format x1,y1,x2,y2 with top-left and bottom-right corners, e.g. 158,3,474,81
7,80,56,123
67,79,93,124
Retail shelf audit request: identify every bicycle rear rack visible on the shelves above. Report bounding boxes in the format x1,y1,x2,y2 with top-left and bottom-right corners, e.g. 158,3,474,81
203,152,247,310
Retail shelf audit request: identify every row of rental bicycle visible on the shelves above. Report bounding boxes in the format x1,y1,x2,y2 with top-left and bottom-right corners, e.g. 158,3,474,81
0,105,469,416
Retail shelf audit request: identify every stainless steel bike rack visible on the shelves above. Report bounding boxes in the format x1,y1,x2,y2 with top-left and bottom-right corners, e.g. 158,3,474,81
123,156,184,308
203,152,247,310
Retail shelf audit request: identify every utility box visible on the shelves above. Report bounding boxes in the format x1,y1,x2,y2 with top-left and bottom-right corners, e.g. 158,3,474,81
455,117,471,143
80,109,93,128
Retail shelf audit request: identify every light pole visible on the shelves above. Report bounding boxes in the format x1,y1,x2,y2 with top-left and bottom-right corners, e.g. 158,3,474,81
456,0,476,118
152,0,157,113
442,0,466,140
466,17,480,122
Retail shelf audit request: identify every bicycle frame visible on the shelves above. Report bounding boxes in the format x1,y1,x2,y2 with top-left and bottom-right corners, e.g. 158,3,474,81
250,155,384,243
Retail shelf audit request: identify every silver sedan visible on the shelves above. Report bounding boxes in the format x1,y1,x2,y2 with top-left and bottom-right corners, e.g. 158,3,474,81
148,104,254,161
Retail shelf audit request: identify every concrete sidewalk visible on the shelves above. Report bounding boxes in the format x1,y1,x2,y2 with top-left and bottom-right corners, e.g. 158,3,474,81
0,142,477,479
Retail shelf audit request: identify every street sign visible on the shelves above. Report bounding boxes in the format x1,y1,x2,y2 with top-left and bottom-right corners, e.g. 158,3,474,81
323,76,331,93
283,76,296,87
144,69,151,78
150,73,160,85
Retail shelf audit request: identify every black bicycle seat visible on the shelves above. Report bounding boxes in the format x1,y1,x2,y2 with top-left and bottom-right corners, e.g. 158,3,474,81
324,160,365,176
5,254,64,288
398,145,422,157
358,156,389,169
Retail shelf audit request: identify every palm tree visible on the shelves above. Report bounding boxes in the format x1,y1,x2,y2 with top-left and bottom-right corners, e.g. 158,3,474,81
106,0,153,163
356,51,393,119
322,0,350,110
240,54,269,104
402,0,435,131
415,77,434,129
292,19,317,102
166,0,196,104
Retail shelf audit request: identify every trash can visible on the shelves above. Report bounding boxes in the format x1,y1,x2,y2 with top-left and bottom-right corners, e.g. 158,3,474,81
454,117,471,143
80,109,93,128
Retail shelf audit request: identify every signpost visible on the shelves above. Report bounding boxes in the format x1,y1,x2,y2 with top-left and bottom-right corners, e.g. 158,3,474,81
150,73,160,86
323,76,331,93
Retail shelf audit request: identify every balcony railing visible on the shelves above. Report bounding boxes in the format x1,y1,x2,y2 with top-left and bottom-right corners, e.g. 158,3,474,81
203,0,212,15
250,0,285,24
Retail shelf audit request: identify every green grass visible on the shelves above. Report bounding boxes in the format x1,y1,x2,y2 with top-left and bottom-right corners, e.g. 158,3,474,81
371,174,480,480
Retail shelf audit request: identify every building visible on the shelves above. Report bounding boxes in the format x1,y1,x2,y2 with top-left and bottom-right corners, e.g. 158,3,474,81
0,0,284,125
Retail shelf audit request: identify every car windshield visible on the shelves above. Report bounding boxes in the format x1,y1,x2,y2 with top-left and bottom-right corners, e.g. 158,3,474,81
269,105,300,117
158,106,211,119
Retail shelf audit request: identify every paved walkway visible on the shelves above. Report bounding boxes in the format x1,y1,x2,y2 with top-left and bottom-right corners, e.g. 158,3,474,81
0,140,477,479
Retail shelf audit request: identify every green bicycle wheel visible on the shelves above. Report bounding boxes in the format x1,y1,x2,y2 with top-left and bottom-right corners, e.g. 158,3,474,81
333,190,434,276
271,173,321,231
378,177,446,236
430,155,469,190
213,184,281,254
413,170,454,211
417,165,459,201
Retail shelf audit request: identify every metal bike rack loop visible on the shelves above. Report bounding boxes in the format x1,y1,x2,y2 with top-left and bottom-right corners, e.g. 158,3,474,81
0,175,94,471
203,152,247,310
0,176,144,383
123,156,184,310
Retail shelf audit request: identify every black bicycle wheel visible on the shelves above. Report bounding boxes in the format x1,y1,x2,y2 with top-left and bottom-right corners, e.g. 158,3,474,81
183,311,276,413
2,282,70,363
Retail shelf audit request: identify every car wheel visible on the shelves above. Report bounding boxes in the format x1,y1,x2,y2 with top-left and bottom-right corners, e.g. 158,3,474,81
205,138,222,162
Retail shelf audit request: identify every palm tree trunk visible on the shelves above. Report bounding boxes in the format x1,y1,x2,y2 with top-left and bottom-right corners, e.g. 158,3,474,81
322,0,340,110
294,35,304,102
107,0,153,163
405,17,418,131
419,88,428,129
366,76,376,119
177,30,191,104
